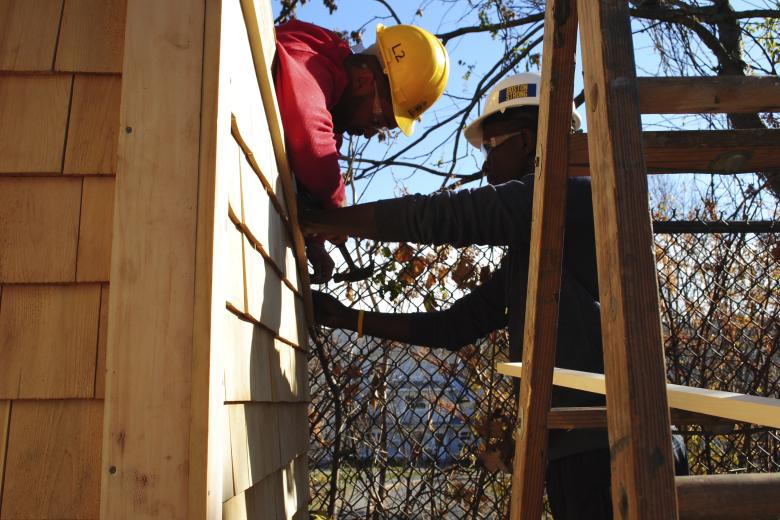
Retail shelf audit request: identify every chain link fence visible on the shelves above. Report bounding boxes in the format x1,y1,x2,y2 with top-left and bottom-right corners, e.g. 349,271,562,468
307,179,780,519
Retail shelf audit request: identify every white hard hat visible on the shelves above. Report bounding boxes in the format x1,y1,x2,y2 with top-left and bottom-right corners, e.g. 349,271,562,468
463,71,582,149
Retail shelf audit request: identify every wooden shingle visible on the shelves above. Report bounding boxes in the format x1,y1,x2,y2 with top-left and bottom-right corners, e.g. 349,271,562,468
0,0,63,71
55,0,126,73
77,176,115,281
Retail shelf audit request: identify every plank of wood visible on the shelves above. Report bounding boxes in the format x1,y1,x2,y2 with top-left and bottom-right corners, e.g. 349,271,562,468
0,0,63,71
240,150,290,276
240,0,314,326
0,400,9,505
510,1,578,518
77,176,115,282
100,0,205,517
638,76,780,115
227,403,282,496
579,2,678,518
224,310,274,403
276,403,308,467
499,363,780,429
546,406,736,430
64,74,122,174
0,284,100,398
223,471,282,520
0,74,72,173
568,129,780,176
95,283,109,399
226,217,247,314
271,341,309,403
0,177,81,283
55,0,126,73
244,236,307,348
677,473,780,520
1,400,102,519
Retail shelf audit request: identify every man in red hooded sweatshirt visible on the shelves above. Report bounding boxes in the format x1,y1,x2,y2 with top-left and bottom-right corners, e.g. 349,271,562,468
273,19,449,282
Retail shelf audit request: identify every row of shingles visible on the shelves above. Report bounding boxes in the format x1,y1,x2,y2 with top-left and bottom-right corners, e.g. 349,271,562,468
0,1,124,518
216,4,309,515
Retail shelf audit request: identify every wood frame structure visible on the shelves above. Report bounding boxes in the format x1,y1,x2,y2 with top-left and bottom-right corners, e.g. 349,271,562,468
505,1,780,519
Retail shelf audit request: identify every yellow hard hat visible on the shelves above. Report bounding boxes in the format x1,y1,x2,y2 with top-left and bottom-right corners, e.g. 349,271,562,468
371,24,449,136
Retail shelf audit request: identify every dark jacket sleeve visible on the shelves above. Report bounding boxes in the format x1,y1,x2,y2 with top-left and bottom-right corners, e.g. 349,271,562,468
390,262,509,350
373,179,535,247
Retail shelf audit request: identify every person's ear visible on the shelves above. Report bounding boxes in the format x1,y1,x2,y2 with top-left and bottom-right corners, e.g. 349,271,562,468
351,65,375,94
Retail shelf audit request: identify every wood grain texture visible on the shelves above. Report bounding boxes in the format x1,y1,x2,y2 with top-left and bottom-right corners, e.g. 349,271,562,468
676,473,780,520
276,403,308,467
0,284,100,398
1,400,102,519
240,0,314,326
64,74,122,174
579,1,678,518
0,74,71,173
55,0,126,73
271,341,309,403
100,0,205,517
224,310,274,403
0,400,9,505
637,76,780,115
223,471,282,520
226,217,247,314
77,176,115,281
510,1,578,518
95,283,109,398
227,403,281,496
244,236,307,348
568,129,780,176
0,0,63,71
0,177,81,283
498,363,780,429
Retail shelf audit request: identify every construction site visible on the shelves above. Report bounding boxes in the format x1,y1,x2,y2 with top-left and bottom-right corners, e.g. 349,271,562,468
0,0,778,519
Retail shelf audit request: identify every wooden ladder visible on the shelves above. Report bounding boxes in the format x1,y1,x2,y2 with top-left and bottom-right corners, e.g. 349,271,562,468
500,1,780,519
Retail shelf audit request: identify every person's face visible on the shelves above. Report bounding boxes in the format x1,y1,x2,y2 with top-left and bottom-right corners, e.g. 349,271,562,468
340,65,396,138
480,116,537,185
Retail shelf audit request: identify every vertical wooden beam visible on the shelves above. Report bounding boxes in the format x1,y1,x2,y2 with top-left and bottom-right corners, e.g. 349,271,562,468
101,0,206,518
578,1,678,519
509,0,579,519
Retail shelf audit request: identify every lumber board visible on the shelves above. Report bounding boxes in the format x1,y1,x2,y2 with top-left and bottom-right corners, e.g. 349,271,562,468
637,76,780,115
64,74,122,174
244,236,307,348
676,473,780,520
1,400,102,519
0,0,63,71
568,129,780,176
546,406,735,430
0,74,71,173
0,177,81,283
95,283,109,399
226,217,247,314
240,0,314,326
223,470,282,520
77,176,115,282
227,403,281,496
510,0,578,518
240,150,291,276
223,310,274,403
0,400,9,505
579,1,678,518
271,340,309,403
55,0,126,73
225,5,283,200
0,284,100,398
100,0,205,517
498,363,780,429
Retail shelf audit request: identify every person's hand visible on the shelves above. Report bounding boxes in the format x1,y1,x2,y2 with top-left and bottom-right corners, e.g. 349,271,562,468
306,241,334,284
312,290,351,328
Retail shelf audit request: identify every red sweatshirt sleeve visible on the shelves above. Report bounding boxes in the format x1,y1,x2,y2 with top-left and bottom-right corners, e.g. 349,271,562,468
274,43,346,209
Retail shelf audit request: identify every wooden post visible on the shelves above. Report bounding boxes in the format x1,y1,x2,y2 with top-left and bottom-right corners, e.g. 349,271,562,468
509,0,578,518
578,1,678,518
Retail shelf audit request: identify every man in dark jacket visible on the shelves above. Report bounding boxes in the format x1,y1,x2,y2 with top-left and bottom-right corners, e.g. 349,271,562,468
300,72,687,519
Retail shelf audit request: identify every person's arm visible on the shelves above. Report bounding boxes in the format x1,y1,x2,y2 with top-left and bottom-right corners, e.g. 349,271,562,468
314,263,508,349
300,179,536,248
